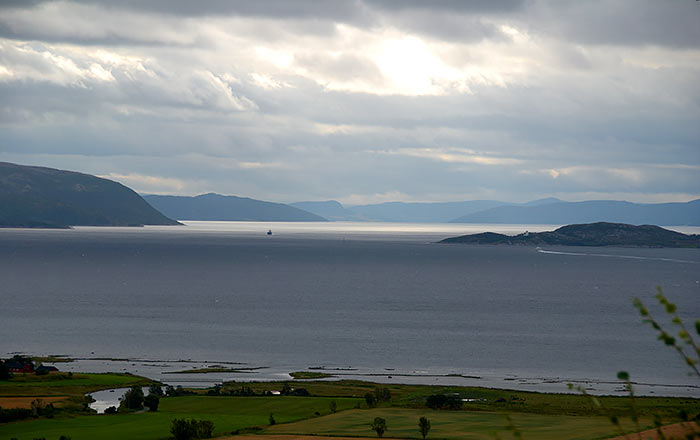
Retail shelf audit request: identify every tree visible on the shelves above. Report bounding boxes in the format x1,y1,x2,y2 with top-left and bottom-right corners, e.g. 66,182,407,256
364,392,377,408
144,394,160,412
0,360,11,380
269,413,276,425
418,416,431,439
30,398,43,417
329,400,337,413
148,384,164,397
371,416,387,438
281,382,292,395
375,386,391,402
121,386,144,410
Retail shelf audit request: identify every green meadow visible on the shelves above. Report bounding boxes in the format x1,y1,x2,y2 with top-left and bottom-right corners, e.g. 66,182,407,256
0,395,360,440
266,407,649,440
1,375,698,440
0,373,151,395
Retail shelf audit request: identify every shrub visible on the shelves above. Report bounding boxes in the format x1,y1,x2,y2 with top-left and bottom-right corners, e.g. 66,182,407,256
170,418,214,440
279,383,309,396
166,385,195,397
171,419,197,440
104,406,117,414
196,420,214,438
0,407,33,423
288,387,310,396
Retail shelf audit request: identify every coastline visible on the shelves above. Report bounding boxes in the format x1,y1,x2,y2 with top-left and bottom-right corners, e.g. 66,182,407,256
25,355,700,398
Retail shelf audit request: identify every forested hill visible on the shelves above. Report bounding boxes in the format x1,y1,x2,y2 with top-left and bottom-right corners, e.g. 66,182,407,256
0,162,179,228
440,222,700,248
144,193,327,222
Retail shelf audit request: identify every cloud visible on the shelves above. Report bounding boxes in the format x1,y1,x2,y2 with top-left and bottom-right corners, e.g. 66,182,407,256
100,172,189,194
0,0,698,204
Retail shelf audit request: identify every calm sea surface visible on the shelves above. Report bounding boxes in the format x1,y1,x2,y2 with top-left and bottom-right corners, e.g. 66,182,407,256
1,222,699,396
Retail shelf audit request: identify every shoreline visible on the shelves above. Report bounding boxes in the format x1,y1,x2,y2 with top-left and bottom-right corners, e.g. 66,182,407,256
20,354,699,398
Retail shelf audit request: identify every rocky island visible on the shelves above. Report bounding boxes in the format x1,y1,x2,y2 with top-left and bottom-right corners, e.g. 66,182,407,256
440,222,700,248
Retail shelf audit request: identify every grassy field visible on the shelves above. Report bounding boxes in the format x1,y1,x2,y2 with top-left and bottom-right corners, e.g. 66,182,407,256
0,395,361,440
219,379,700,419
0,372,154,414
0,373,152,396
266,407,651,440
2,377,698,440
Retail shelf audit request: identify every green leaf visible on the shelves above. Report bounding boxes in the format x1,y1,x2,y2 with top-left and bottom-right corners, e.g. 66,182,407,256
665,302,677,314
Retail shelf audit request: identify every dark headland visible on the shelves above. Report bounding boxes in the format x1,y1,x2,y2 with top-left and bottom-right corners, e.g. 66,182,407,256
0,162,179,228
440,222,700,248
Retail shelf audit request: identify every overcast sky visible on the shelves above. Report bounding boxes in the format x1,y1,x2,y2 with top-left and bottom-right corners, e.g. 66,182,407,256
1,0,699,204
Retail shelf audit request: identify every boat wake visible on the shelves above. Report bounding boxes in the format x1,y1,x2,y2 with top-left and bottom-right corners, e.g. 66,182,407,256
536,248,699,264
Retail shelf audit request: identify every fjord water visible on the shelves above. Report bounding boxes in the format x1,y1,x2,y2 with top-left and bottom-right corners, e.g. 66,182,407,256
1,222,698,396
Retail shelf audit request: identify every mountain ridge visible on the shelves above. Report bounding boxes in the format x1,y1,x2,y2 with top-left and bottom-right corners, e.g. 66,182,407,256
0,162,179,228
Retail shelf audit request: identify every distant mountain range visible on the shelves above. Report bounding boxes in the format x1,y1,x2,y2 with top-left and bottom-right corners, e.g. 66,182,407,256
290,197,700,226
291,198,560,223
0,162,179,228
2,161,698,227
144,193,326,222
440,222,700,248
290,200,363,221
450,199,700,226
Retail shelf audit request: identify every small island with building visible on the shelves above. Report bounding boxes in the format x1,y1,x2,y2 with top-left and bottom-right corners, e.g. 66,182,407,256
440,222,700,248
